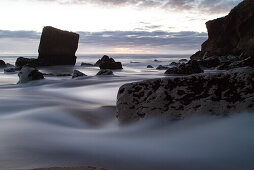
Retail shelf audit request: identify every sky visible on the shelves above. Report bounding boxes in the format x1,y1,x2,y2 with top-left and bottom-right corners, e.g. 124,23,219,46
0,0,241,55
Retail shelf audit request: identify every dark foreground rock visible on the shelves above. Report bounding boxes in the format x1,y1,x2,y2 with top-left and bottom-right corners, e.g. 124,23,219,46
165,60,203,75
18,66,44,84
72,70,86,78
97,69,113,75
95,55,122,70
15,57,39,69
38,26,79,66
32,166,106,170
116,67,254,123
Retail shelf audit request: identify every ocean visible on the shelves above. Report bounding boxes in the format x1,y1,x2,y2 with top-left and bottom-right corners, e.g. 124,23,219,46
0,54,254,170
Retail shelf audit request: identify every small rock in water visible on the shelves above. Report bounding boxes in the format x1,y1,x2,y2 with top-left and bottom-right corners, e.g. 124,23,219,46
56,74,72,77
156,65,169,70
4,67,16,73
0,60,6,67
18,66,44,84
96,69,113,75
72,70,87,78
81,62,95,67
95,55,122,70
15,57,39,69
147,65,153,68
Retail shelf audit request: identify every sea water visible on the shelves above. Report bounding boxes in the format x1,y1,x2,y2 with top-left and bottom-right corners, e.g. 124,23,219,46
0,54,254,170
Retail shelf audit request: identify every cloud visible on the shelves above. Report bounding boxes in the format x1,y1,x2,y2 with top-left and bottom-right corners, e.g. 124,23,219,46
0,29,207,52
37,0,242,13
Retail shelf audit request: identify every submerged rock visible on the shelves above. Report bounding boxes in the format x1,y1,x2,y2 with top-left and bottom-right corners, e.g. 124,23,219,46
18,66,44,84
116,67,254,123
95,55,122,70
96,69,113,75
38,26,79,66
165,60,203,75
15,57,39,69
81,62,95,67
4,67,16,73
72,70,87,78
156,65,168,70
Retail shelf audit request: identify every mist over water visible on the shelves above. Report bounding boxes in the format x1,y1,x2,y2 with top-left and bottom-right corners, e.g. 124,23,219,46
0,55,254,170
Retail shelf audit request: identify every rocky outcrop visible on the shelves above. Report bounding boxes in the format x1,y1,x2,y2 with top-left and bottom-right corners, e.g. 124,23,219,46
81,62,95,67
97,69,113,75
191,0,254,61
18,66,44,84
38,26,79,66
95,55,122,70
116,67,254,123
165,60,203,75
72,70,86,78
15,57,39,69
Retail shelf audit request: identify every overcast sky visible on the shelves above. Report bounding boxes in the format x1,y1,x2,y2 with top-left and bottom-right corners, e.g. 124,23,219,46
0,0,241,55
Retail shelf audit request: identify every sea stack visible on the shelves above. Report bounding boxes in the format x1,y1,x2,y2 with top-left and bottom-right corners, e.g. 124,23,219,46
38,26,79,66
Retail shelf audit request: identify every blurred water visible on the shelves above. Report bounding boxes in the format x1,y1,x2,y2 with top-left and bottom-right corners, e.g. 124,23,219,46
0,54,254,170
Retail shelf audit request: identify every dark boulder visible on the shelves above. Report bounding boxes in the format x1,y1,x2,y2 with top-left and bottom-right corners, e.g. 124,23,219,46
38,26,79,66
96,69,113,75
95,55,122,70
165,60,203,75
116,67,254,123
147,65,153,68
15,57,39,69
18,66,44,84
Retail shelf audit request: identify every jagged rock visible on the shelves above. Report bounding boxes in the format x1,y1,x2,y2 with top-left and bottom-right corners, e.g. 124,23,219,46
18,66,44,84
81,62,95,67
95,55,122,70
15,57,38,69
201,0,254,57
116,67,254,123
165,60,203,75
170,62,178,66
217,56,254,70
72,70,86,78
0,60,6,67
198,56,221,68
156,65,169,70
38,26,79,66
96,69,113,75
4,67,16,73
147,65,153,68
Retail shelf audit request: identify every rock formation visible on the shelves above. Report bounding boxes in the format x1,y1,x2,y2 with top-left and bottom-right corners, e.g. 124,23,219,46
191,0,254,60
38,26,79,66
116,67,254,123
18,66,44,84
95,55,122,70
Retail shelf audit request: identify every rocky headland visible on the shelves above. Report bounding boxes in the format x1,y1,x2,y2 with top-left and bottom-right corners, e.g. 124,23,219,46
116,0,254,123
